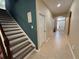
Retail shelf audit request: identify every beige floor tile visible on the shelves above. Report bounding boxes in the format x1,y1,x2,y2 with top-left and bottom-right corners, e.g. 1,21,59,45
27,31,74,59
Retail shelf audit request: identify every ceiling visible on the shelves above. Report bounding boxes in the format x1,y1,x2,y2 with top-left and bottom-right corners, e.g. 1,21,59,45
43,0,73,16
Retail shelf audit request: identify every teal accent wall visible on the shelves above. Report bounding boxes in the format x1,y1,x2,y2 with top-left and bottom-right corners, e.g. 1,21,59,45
6,0,38,49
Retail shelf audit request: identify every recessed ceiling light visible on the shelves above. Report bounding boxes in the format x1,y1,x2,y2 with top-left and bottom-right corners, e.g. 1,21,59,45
57,3,61,7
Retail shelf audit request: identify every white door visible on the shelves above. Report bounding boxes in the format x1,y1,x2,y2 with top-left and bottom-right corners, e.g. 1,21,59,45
38,14,46,48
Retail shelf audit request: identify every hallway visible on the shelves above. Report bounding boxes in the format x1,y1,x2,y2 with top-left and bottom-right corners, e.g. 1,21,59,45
27,31,74,59
1,0,79,59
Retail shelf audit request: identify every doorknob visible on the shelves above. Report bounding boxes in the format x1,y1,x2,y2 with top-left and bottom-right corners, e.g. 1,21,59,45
44,30,46,32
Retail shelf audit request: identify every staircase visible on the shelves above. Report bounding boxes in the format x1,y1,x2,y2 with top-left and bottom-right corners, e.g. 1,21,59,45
0,9,36,59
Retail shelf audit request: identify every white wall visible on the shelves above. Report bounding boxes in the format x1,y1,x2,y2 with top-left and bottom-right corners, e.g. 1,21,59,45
36,0,54,48
68,0,79,59
0,0,6,9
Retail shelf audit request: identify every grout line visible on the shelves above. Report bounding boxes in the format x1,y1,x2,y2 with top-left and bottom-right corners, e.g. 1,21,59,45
65,35,76,59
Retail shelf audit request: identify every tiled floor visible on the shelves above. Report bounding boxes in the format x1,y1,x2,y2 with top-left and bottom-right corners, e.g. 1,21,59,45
27,31,74,59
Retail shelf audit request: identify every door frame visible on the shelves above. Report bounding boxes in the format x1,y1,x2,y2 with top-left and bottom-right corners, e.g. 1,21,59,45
37,13,46,48
68,11,72,35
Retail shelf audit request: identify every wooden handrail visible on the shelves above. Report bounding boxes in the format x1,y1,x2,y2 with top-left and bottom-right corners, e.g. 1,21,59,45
0,37,7,59
0,24,13,59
